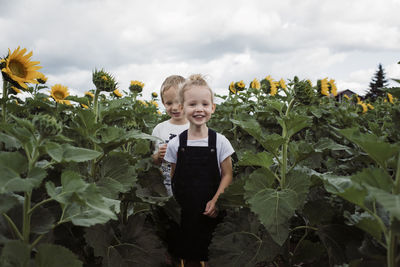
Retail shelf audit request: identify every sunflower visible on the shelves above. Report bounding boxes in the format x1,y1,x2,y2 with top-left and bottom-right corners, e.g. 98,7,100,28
129,80,145,93
11,86,21,94
270,82,278,96
387,93,394,104
81,103,89,109
150,100,158,107
278,78,286,90
139,100,148,107
250,78,261,89
92,69,117,92
229,82,236,94
36,72,48,84
0,46,43,89
343,94,350,100
85,91,95,98
50,84,70,104
113,89,123,97
319,78,330,96
367,103,374,110
236,80,245,89
357,102,368,113
151,92,158,98
329,79,337,96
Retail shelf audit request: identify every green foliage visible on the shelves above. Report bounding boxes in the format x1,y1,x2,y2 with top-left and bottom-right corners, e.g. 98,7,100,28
1,68,400,266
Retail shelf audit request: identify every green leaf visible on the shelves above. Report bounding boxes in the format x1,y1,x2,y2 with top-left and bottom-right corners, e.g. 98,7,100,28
30,206,56,235
277,114,312,139
97,153,138,198
93,127,159,154
231,119,285,154
259,133,286,155
266,99,285,114
209,209,281,266
0,152,27,174
244,169,310,245
0,240,30,267
317,224,362,266
133,139,150,155
231,119,262,140
10,115,35,134
135,166,170,205
0,194,21,214
46,171,118,227
314,138,350,152
344,211,382,241
0,152,46,193
45,142,102,163
35,244,82,267
321,174,368,208
368,187,400,220
238,151,274,169
83,223,115,259
85,213,166,267
338,128,400,168
0,132,21,149
351,167,393,193
218,178,247,208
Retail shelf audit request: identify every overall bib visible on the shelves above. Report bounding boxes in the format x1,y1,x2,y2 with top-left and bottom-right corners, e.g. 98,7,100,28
172,129,221,261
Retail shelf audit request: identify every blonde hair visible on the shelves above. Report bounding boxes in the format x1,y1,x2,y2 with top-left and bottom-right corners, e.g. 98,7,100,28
160,75,186,103
179,74,214,103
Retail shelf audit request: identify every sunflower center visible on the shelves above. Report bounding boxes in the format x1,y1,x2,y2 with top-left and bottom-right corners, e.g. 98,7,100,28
53,91,66,99
9,60,27,78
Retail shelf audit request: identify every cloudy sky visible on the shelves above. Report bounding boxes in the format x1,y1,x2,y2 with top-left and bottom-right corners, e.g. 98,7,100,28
1,0,399,100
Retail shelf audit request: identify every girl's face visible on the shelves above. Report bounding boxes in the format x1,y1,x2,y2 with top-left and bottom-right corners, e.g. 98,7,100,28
182,85,215,127
162,87,185,123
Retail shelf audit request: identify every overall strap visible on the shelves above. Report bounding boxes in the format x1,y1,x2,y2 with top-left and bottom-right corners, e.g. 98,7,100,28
179,129,216,147
208,128,217,147
179,130,188,147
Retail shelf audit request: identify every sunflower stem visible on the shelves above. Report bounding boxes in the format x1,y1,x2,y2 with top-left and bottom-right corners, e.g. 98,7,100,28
2,79,8,123
94,89,101,123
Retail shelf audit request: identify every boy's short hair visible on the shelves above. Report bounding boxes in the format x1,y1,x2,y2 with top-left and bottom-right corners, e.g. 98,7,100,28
160,75,185,103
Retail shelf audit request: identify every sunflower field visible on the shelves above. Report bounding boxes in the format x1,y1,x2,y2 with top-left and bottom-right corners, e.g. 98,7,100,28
0,47,400,267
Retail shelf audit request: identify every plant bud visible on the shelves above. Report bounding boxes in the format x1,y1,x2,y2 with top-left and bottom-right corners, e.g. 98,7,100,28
33,114,62,137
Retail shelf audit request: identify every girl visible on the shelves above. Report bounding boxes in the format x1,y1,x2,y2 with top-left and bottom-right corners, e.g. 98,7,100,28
164,74,234,266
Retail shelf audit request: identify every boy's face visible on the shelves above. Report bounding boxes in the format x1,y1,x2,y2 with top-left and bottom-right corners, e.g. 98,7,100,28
162,87,185,123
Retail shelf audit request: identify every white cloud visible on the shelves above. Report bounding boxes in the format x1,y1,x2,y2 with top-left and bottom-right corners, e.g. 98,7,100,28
1,0,399,100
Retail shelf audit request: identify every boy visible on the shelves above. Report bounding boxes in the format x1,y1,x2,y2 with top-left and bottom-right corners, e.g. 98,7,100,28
152,75,189,196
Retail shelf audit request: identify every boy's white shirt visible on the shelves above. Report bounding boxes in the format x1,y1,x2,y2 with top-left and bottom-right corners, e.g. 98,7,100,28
152,120,190,149
151,120,190,196
164,132,235,174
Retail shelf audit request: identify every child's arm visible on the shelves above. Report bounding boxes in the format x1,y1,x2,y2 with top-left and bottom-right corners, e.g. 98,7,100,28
170,163,176,179
152,143,167,165
203,156,233,218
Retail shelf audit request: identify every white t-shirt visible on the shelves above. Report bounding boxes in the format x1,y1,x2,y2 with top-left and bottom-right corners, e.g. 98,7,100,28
164,131,235,174
151,120,189,196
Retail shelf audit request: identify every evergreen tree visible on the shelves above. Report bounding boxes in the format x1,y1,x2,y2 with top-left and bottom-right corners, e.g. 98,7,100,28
365,63,389,100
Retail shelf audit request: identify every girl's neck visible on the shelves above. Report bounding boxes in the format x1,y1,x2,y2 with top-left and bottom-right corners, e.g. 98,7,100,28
188,125,208,140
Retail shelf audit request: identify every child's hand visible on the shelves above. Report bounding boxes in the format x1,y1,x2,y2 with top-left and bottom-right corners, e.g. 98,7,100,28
203,199,218,218
157,144,167,160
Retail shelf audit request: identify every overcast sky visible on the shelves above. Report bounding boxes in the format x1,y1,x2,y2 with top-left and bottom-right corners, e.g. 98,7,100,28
1,0,399,100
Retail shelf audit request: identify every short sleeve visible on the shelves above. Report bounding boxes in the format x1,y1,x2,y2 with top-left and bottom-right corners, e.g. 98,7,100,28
217,134,234,163
164,136,179,164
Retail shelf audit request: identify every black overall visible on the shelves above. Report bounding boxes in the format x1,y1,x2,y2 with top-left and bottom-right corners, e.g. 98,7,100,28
172,129,221,261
